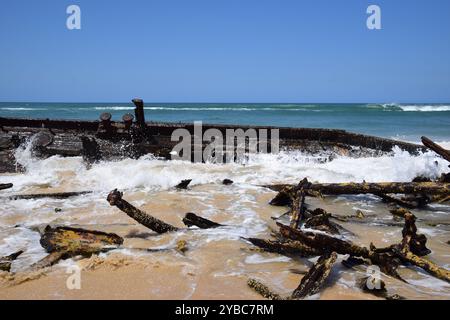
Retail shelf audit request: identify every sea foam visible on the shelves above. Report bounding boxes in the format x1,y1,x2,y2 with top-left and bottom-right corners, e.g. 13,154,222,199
1,140,448,194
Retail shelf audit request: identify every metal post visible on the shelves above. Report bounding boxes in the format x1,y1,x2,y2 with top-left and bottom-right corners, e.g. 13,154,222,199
132,98,146,128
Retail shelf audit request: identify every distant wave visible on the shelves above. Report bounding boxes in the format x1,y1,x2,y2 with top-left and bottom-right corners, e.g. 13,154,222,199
91,104,450,112
373,103,450,112
95,106,314,111
398,105,450,112
1,105,333,112
2,104,450,113
146,107,313,111
0,107,48,111
94,106,135,111
389,137,450,149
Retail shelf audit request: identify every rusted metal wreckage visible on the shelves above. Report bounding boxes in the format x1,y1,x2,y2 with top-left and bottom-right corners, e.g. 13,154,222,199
0,98,425,173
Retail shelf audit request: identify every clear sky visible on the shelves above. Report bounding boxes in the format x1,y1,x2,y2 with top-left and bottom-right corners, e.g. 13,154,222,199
0,0,449,103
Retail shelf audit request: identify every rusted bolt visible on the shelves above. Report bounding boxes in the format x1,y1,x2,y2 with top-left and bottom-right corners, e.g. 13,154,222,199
99,112,112,132
100,112,112,123
107,189,123,206
122,113,134,130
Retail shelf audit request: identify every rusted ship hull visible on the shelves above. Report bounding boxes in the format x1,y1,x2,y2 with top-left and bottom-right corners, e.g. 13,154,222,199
0,113,424,173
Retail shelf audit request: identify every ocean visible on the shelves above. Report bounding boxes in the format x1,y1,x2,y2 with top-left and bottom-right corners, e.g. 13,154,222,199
1,102,450,142
1,102,449,299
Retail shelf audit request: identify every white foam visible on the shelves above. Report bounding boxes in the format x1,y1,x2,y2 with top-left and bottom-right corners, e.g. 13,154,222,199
0,107,48,111
2,143,448,194
0,228,48,271
399,105,450,112
407,272,450,293
94,106,134,111
377,103,450,112
2,138,86,191
436,141,450,149
245,254,291,264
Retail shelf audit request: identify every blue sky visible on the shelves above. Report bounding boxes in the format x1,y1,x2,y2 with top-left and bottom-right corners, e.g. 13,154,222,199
0,0,449,103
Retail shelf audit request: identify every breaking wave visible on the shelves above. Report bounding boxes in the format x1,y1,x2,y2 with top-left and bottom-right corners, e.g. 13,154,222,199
94,106,135,111
398,105,450,112
0,107,48,111
2,139,448,194
374,104,450,112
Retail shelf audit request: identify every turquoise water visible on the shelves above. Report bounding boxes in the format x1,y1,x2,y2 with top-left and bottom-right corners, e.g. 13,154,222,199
1,102,449,142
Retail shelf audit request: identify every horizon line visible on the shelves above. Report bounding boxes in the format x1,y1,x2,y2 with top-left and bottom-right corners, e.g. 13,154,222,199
1,101,450,105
